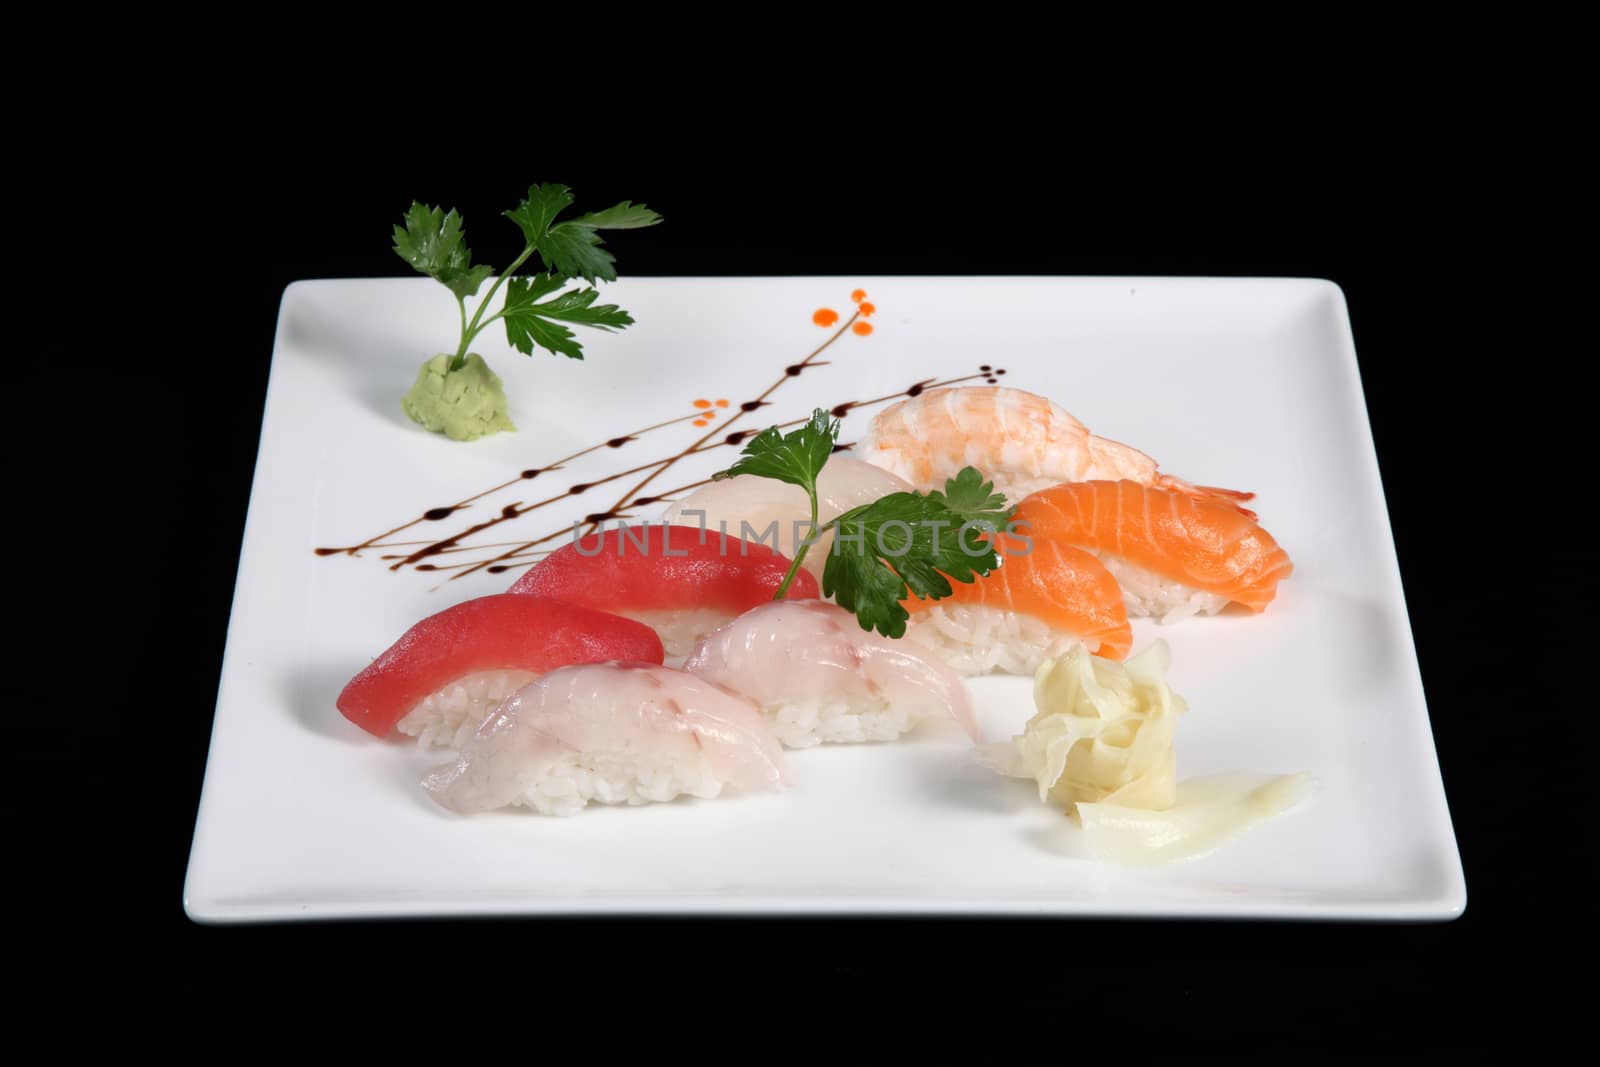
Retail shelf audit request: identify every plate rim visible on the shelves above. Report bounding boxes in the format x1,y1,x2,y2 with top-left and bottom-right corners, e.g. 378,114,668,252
184,275,1466,923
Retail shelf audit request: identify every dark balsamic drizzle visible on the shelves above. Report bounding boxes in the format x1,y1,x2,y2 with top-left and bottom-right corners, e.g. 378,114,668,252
349,363,1004,575
316,302,1009,580
314,408,706,557
437,365,1002,578
442,308,874,582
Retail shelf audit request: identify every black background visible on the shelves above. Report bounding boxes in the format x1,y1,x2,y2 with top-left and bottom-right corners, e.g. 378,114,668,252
71,95,1575,1042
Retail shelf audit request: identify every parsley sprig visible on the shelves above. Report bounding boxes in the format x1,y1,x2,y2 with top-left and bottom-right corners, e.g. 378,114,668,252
714,410,1015,637
716,410,841,598
392,184,661,371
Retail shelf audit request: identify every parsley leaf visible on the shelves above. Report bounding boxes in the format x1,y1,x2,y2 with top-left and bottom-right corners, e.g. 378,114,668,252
536,224,612,284
527,286,636,328
540,202,664,283
503,183,576,246
570,201,663,229
929,465,1011,525
505,311,581,360
391,202,494,300
713,407,1015,636
501,274,637,360
715,409,839,493
504,272,567,306
394,182,660,420
501,183,665,283
823,467,1015,639
713,409,839,598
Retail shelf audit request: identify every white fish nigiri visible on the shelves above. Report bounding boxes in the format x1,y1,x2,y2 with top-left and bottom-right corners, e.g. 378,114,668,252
664,456,913,578
682,601,977,747
422,663,788,816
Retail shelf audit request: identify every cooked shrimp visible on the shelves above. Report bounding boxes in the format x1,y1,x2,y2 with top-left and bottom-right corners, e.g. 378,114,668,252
854,387,1254,515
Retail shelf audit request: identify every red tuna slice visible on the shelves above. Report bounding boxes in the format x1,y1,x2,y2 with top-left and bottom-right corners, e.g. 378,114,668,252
336,594,665,738
508,524,819,612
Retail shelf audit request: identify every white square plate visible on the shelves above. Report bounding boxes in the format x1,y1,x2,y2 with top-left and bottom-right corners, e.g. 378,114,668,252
184,277,1465,921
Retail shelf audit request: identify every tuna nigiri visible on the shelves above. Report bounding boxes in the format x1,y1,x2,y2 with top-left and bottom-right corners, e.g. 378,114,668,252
663,457,916,579
336,595,664,747
421,662,788,816
901,534,1133,675
683,600,976,747
508,524,819,657
1013,481,1293,619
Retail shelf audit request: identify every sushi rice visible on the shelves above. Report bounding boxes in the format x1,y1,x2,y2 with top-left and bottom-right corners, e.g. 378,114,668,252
1091,552,1231,623
483,752,733,818
622,606,744,660
767,699,932,748
396,669,538,749
902,605,1097,677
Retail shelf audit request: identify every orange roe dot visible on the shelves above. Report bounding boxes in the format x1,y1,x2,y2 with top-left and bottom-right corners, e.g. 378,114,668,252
851,289,867,303
858,301,876,316
694,418,709,427
813,308,840,327
715,398,729,408
852,321,874,336
693,398,712,409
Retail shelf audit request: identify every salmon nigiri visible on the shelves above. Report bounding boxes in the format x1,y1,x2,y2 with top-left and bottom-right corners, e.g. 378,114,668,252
900,534,1132,676
1013,481,1293,620
336,595,664,747
510,524,818,657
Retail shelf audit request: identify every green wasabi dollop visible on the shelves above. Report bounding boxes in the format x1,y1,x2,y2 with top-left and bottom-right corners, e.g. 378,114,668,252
401,353,515,441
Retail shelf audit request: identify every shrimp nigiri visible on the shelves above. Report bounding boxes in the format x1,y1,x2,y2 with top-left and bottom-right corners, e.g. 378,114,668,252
901,534,1133,676
683,600,976,747
421,663,788,816
1013,480,1293,619
509,524,818,657
856,386,1254,514
336,595,665,748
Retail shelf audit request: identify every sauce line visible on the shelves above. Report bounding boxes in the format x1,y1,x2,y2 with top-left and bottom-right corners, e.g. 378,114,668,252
442,309,865,582
316,291,1011,581
315,409,707,556
334,364,1005,569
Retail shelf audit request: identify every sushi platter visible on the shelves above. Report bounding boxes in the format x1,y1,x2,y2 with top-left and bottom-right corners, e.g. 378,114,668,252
184,276,1464,921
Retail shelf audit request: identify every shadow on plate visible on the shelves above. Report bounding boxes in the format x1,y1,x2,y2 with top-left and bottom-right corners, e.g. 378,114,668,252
282,295,421,434
287,663,376,745
1023,820,1091,861
359,380,423,435
909,752,1040,816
